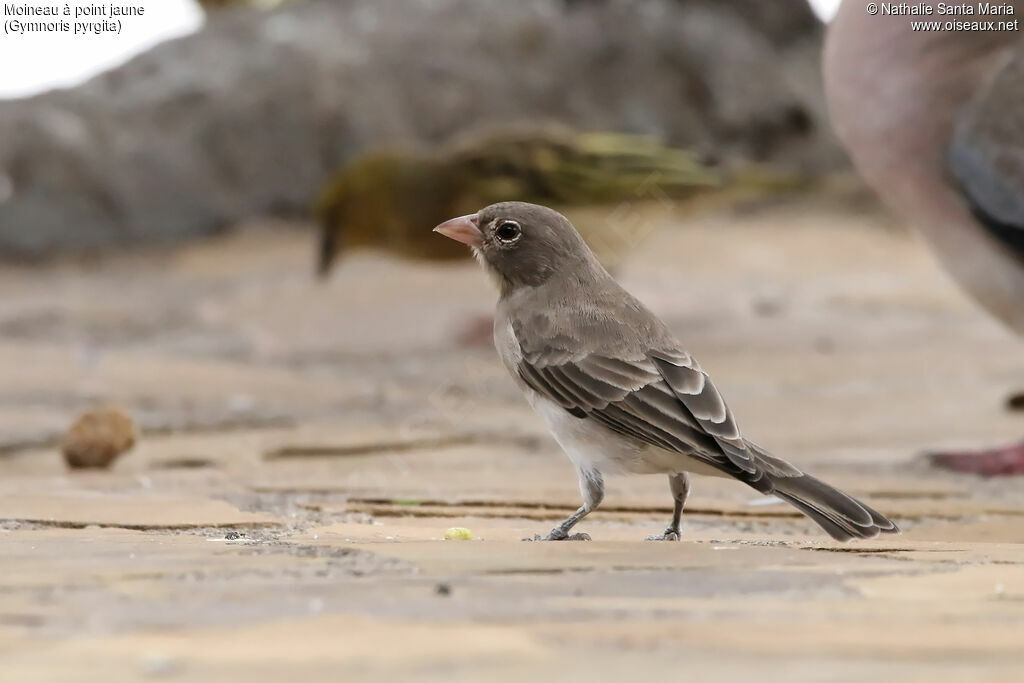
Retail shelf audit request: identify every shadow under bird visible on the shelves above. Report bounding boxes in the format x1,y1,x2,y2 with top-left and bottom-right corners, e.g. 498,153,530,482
825,0,1024,476
435,201,899,542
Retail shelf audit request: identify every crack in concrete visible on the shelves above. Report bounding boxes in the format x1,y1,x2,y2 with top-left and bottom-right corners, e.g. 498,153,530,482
263,432,543,460
338,497,803,520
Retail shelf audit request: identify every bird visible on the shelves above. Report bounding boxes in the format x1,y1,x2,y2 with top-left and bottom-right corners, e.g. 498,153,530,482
315,125,719,278
434,201,899,541
824,1,1024,475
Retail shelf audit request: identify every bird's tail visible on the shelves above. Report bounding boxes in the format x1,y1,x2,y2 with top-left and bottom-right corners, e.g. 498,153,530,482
749,446,899,541
316,216,337,279
770,472,899,541
313,177,346,279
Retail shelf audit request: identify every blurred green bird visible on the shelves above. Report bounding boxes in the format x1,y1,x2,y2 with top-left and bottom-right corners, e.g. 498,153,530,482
315,125,721,277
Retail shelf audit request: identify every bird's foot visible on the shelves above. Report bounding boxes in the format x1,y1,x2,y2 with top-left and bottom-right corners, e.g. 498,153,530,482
927,441,1024,477
645,529,681,541
523,528,592,541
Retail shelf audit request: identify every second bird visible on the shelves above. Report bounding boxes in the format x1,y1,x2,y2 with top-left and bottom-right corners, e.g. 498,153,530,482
315,126,719,277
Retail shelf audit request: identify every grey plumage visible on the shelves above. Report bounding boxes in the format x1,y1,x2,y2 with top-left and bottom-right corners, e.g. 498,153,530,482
824,1,1024,475
949,47,1024,258
824,0,1024,336
437,201,898,542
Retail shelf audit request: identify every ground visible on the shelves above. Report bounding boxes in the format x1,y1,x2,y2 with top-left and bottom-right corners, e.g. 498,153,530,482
1,195,1023,681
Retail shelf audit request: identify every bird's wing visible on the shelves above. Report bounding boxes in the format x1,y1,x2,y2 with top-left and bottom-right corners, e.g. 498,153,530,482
948,46,1024,257
514,330,801,484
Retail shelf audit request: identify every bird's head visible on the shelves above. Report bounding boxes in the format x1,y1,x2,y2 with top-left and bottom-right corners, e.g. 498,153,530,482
314,154,402,278
314,152,457,278
433,201,600,292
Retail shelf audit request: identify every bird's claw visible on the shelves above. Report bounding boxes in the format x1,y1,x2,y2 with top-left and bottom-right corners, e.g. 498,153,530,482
523,529,592,541
645,529,681,541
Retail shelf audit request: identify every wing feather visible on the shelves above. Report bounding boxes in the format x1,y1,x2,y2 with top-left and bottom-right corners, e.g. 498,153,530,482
516,345,766,480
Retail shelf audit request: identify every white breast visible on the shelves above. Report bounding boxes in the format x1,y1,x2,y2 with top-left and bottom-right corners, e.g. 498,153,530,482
524,391,650,474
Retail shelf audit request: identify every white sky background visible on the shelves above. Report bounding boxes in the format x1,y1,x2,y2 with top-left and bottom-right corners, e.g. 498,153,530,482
0,0,841,100
808,0,842,21
0,0,203,98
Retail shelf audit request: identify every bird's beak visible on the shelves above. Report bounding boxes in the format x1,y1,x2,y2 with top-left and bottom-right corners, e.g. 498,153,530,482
433,214,482,248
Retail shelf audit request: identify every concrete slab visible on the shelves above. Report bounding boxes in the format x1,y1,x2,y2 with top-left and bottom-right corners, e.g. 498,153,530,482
1,199,1023,680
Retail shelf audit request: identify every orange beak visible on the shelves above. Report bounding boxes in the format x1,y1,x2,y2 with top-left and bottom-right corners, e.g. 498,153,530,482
433,214,482,248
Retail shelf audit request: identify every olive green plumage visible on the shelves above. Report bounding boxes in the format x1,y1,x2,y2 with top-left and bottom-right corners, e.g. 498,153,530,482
315,126,722,276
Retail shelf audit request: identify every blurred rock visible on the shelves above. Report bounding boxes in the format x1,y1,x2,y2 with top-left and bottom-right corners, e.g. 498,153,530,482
199,0,296,8
61,407,137,469
0,0,836,258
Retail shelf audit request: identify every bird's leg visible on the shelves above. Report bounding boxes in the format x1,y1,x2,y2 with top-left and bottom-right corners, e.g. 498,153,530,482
528,468,604,541
533,504,594,541
927,440,1024,476
646,472,690,541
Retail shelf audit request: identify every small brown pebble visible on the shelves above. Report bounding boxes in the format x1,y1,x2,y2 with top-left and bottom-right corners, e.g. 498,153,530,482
61,407,137,469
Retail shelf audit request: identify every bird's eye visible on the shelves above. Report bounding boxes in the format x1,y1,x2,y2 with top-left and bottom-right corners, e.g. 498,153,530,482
494,220,522,244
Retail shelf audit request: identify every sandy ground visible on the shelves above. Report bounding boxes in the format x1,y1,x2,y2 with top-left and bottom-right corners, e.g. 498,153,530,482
1,197,1023,681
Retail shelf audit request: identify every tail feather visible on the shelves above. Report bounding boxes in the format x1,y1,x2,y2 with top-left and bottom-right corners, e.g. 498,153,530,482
770,473,899,542
316,225,336,279
315,206,339,279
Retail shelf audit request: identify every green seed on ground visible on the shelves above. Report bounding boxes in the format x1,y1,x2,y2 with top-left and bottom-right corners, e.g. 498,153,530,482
444,527,473,540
